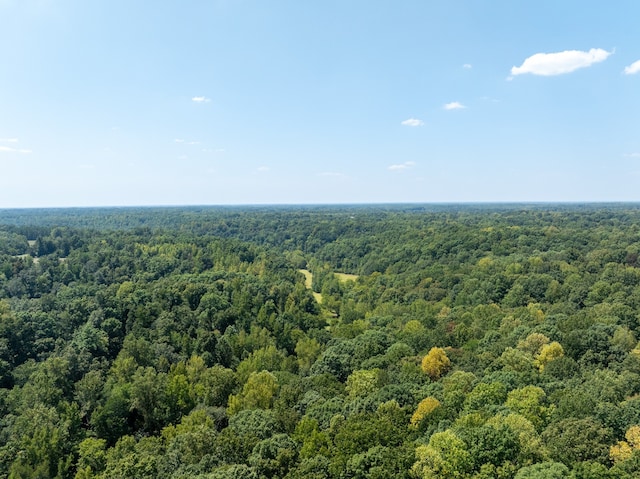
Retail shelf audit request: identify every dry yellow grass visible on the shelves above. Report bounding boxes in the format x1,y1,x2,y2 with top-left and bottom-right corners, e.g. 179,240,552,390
334,272,359,283
299,269,313,288
299,269,323,303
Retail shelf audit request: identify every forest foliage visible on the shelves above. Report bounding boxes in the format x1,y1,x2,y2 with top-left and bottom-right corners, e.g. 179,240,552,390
0,204,640,478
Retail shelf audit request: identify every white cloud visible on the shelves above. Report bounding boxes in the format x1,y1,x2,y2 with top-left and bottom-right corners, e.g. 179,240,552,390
388,161,415,171
192,96,211,103
401,118,424,127
463,64,472,69
174,139,184,143
0,146,31,154
624,152,640,158
256,166,270,172
444,101,466,110
187,141,200,145
624,60,640,75
0,138,18,143
511,48,612,76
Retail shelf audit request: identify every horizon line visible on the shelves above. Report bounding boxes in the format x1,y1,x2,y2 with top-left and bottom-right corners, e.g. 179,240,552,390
3,201,640,211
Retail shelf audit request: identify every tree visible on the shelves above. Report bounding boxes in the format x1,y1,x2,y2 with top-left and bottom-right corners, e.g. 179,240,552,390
75,437,108,478
541,418,614,466
205,464,259,479
505,386,551,430
421,347,451,381
486,413,548,464
535,342,564,372
295,337,322,375
410,397,442,429
6,403,80,479
610,424,640,463
412,430,473,479
345,369,384,398
514,461,569,479
345,444,414,479
227,371,279,414
248,434,298,478
129,366,167,433
463,382,507,413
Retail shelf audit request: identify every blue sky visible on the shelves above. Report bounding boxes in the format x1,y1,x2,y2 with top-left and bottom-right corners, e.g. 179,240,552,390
1,0,639,207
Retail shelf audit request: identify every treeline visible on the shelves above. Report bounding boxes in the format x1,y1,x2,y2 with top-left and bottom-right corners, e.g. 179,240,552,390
0,206,638,478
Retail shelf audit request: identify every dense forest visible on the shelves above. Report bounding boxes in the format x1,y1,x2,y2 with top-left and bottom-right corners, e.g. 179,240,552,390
0,204,640,478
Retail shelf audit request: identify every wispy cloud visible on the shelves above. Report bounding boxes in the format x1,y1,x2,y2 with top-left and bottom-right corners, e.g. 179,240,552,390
0,146,32,154
444,101,466,110
174,139,184,143
624,60,640,75
463,64,472,69
401,118,424,127
0,138,18,143
511,48,612,76
192,96,211,103
624,152,640,158
256,166,270,172
388,161,415,171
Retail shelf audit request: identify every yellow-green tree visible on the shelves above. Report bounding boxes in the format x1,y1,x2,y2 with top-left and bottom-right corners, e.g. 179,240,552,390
412,430,473,479
421,347,451,380
410,397,441,429
505,386,552,430
345,369,383,398
517,333,550,356
610,425,640,463
534,342,564,372
295,336,322,375
228,371,279,415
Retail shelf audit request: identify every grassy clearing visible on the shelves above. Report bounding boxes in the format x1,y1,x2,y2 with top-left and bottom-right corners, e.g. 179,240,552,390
299,269,313,289
299,269,323,303
335,272,359,283
14,254,39,264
